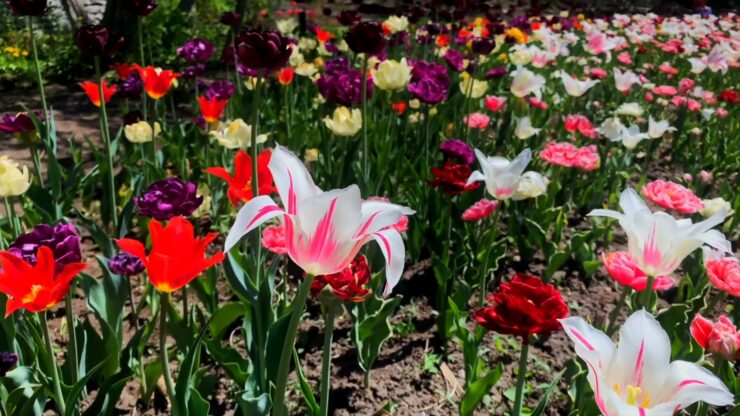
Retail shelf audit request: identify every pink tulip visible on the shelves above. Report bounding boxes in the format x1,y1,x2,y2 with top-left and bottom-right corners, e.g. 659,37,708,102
461,198,498,222
691,314,740,360
641,179,704,214
484,95,507,112
602,251,677,291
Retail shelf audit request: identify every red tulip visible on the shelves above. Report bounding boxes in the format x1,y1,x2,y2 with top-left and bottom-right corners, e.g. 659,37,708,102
277,67,294,85
115,216,224,293
111,62,137,80
474,273,568,342
311,255,372,302
205,149,276,206
134,65,180,100
197,96,229,123
0,246,87,317
79,80,117,107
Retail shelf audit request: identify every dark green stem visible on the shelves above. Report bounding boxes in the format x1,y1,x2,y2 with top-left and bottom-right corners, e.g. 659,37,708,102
94,57,118,229
361,55,369,185
606,286,630,336
65,288,79,386
319,306,337,416
3,198,19,237
272,275,316,416
512,341,530,416
40,312,66,415
479,209,501,303
159,292,178,415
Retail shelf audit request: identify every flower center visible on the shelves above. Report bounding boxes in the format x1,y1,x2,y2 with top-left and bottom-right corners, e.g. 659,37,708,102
22,285,43,304
615,383,651,408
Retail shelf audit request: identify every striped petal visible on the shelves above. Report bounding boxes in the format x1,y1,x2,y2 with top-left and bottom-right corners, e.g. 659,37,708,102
225,195,285,252
372,229,406,296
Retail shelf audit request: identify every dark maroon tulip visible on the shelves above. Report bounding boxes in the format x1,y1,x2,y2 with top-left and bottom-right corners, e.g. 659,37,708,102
122,110,143,126
471,37,495,55
337,10,361,26
75,25,124,58
345,21,386,56
127,0,156,16
219,11,241,28
6,0,47,16
234,30,292,73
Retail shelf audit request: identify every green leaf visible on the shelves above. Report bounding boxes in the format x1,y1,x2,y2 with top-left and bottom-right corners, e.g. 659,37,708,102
459,364,503,416
530,370,564,416
239,392,270,416
353,295,402,372
82,369,132,416
293,348,319,416
544,251,569,280
63,361,105,416
265,310,292,386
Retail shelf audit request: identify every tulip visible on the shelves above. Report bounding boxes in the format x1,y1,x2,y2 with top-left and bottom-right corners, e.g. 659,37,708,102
311,255,372,303
323,106,363,136
484,95,507,112
462,198,498,222
225,145,413,294
561,310,734,415
197,96,229,124
0,156,31,197
514,116,541,139
703,247,739,298
700,197,732,218
7,0,47,16
134,65,180,100
0,352,18,377
439,139,475,165
345,21,386,56
79,80,117,107
641,180,704,214
372,58,412,92
613,68,641,93
134,177,203,221
209,119,268,149
206,149,276,207
467,148,548,200
459,77,488,98
602,252,676,291
74,24,124,57
177,38,215,63
510,66,546,98
276,67,294,85
127,0,157,16
124,120,160,143
429,161,480,196
108,252,145,277
382,15,408,34
647,116,676,139
235,30,292,73
471,37,495,55
561,73,599,97
589,188,731,278
691,314,740,360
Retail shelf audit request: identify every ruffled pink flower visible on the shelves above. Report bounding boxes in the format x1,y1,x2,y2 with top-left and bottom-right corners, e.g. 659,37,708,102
659,63,678,76
462,198,499,222
484,95,507,112
464,112,490,130
641,179,704,214
690,314,740,360
262,224,288,255
527,97,548,110
653,85,677,96
645,92,654,101
590,68,607,79
687,98,702,111
617,52,632,65
602,251,677,291
706,258,740,297
539,141,600,171
678,78,695,95
564,115,598,139
717,108,729,118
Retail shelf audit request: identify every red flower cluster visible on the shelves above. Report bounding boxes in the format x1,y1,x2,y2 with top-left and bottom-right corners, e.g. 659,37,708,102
428,161,479,196
311,255,372,302
474,273,568,341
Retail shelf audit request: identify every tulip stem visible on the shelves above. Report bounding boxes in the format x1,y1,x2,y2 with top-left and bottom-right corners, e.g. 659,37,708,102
272,274,316,416
319,306,337,416
159,292,179,415
137,18,148,122
479,209,501,304
606,286,630,336
94,57,119,230
3,197,19,237
361,54,369,186
512,341,530,416
64,289,79,386
40,311,66,415
641,275,655,312
27,17,49,155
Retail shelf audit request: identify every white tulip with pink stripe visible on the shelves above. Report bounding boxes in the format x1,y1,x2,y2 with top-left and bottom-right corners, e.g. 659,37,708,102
589,188,730,278
224,145,414,295
561,310,733,415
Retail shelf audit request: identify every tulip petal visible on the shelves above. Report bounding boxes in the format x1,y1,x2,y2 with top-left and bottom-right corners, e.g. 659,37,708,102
559,316,616,373
269,144,320,215
371,229,405,296
115,238,148,262
225,195,284,252
613,310,671,393
657,360,734,410
354,199,414,238
465,170,486,186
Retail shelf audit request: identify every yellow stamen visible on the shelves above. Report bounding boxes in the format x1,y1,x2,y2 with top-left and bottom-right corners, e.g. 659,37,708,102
626,385,642,406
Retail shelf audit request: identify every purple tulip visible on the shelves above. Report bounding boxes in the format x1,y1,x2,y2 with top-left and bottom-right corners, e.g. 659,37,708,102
485,67,508,79
177,38,215,63
74,24,124,58
204,80,235,101
127,0,156,16
443,49,465,72
234,30,292,73
440,139,475,165
118,72,143,100
8,223,82,273
316,67,373,107
108,252,145,276
471,37,495,55
345,21,386,56
0,352,18,377
219,11,241,28
134,177,203,221
407,60,449,105
0,113,37,134
181,64,206,79
323,56,350,74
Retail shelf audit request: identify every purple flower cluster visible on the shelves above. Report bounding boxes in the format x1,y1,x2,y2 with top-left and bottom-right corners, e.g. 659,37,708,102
8,223,82,272
316,65,373,107
440,139,475,165
134,177,202,221
205,80,235,101
108,252,145,276
406,60,449,105
177,38,215,63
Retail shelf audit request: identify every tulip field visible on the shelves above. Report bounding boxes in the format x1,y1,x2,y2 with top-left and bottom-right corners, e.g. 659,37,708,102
1,0,739,415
